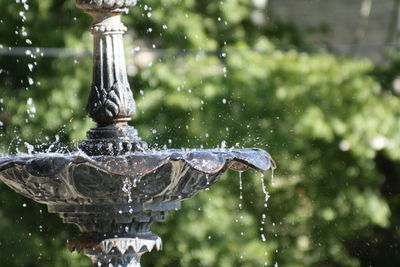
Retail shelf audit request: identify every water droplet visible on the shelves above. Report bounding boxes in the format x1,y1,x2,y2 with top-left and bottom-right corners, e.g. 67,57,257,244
261,234,266,242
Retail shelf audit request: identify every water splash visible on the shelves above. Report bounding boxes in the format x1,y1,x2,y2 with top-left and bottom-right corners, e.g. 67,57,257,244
24,142,34,154
45,135,60,153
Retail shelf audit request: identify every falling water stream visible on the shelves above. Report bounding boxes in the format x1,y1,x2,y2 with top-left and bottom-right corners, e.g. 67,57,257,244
236,169,277,265
260,173,271,207
239,171,243,204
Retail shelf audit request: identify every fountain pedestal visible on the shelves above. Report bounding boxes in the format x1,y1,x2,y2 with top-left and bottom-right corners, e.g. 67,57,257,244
50,200,180,266
71,233,162,267
76,0,147,156
88,250,143,267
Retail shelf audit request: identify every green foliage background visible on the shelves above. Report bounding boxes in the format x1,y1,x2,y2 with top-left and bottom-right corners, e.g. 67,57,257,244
1,0,400,266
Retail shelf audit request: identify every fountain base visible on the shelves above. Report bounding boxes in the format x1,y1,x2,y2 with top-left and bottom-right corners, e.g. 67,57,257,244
53,202,175,266
89,252,142,267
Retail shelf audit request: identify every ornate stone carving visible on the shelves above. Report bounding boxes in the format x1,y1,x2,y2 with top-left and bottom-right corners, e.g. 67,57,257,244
87,81,135,125
79,234,160,267
76,0,138,12
77,0,147,155
86,11,134,126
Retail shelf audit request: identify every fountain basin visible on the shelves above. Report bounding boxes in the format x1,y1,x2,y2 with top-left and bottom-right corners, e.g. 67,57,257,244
0,148,274,263
0,148,273,205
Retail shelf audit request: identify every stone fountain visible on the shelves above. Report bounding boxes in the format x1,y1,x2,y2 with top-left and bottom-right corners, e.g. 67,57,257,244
0,1,275,266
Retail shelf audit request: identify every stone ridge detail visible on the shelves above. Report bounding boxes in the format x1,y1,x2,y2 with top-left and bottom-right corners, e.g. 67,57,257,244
91,24,128,33
76,0,138,11
100,237,162,254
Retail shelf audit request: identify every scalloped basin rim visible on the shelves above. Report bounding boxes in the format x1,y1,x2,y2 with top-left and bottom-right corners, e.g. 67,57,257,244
0,148,274,177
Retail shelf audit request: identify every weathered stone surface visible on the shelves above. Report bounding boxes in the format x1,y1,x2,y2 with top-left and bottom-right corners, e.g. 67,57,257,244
0,149,273,205
76,0,137,12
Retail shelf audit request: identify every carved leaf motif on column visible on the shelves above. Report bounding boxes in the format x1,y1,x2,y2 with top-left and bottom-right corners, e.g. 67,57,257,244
87,82,135,125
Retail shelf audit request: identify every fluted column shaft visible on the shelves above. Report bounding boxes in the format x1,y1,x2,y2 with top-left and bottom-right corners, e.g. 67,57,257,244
88,14,135,126
77,0,147,155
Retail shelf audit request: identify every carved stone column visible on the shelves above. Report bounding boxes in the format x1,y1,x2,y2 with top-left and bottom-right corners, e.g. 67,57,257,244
77,0,147,156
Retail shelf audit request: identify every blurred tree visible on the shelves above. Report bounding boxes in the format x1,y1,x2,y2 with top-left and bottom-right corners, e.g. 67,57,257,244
1,0,400,266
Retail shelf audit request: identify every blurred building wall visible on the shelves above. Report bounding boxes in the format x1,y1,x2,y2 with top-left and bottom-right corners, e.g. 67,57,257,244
269,0,398,61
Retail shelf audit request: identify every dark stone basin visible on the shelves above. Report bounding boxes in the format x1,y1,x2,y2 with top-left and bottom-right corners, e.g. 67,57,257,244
0,148,273,205
0,148,274,257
